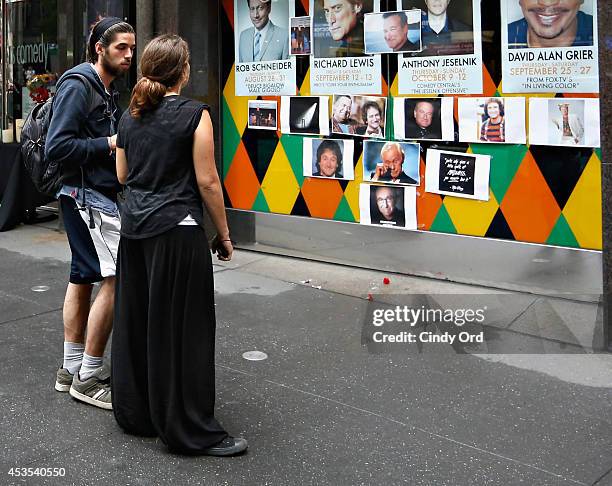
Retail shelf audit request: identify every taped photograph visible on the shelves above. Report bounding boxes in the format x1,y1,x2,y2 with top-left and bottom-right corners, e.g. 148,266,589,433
248,100,278,130
528,98,600,148
458,97,526,144
291,16,312,55
359,183,417,229
280,96,331,135
364,10,422,54
425,149,490,200
330,95,387,138
303,138,355,179
394,97,454,141
362,140,420,185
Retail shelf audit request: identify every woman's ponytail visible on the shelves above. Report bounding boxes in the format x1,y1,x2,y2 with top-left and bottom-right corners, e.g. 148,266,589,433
128,34,190,118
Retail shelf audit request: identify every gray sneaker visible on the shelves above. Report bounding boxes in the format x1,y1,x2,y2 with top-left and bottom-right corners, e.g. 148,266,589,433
69,367,112,410
55,367,74,392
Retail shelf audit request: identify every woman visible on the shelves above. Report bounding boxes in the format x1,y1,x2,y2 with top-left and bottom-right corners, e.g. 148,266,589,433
313,139,343,178
112,34,247,456
356,101,384,138
480,98,505,142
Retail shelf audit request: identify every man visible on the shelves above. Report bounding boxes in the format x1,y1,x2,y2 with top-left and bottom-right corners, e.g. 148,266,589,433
480,98,505,142
420,0,472,55
508,0,593,49
318,0,366,57
313,139,344,177
356,101,384,137
331,95,360,134
405,100,441,139
239,0,289,62
551,103,584,145
46,18,135,410
370,186,405,227
382,11,419,52
371,142,417,184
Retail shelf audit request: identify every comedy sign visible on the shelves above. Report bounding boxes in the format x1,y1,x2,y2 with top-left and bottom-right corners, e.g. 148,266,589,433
234,0,297,96
501,0,599,93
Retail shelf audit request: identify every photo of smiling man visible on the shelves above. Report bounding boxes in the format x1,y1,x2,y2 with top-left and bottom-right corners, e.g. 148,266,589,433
507,0,594,49
501,0,598,93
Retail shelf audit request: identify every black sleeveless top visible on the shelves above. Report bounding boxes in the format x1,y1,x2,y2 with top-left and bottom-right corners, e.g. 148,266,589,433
116,96,207,239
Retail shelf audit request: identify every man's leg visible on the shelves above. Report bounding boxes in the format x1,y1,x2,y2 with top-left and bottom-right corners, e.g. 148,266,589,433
84,276,115,358
69,277,114,410
55,282,92,392
63,282,93,344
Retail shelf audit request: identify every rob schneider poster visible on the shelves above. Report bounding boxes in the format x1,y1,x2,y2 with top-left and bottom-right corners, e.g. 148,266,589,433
501,0,599,93
234,0,297,96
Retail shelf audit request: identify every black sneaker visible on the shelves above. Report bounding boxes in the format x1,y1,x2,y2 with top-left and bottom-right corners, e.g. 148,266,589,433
202,436,248,456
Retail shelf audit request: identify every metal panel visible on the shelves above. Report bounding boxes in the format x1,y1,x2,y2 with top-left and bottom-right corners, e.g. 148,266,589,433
228,208,602,298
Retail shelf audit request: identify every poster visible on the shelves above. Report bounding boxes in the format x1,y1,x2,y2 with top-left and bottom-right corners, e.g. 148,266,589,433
303,138,355,179
362,140,420,185
290,16,312,55
359,183,417,229
248,100,278,130
501,0,599,93
364,10,422,54
393,97,454,141
528,98,600,147
458,97,526,144
397,0,483,95
280,96,330,135
331,95,387,138
234,0,297,96
310,0,382,94
425,149,490,200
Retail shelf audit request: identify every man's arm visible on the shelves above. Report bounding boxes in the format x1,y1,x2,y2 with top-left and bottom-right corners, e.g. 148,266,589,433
45,79,110,167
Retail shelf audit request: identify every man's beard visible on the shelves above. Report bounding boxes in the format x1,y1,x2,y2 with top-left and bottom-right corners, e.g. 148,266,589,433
100,53,126,78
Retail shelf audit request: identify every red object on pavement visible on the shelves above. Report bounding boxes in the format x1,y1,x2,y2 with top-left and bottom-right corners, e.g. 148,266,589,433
383,277,390,285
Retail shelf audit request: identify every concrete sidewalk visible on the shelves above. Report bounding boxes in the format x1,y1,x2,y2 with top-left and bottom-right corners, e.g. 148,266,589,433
1,221,612,485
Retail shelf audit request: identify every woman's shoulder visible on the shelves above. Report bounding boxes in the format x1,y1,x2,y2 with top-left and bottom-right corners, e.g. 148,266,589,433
174,96,209,112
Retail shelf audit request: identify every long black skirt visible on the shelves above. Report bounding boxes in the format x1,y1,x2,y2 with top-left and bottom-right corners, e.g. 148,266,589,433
112,225,227,453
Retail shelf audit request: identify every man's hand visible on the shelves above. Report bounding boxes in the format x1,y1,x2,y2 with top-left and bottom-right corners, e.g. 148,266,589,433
108,134,117,151
371,164,386,181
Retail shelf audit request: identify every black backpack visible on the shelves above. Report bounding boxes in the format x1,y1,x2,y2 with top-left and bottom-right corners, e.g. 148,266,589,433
20,73,95,197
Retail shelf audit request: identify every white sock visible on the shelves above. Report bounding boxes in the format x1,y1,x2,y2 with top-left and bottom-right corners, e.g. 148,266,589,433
79,353,103,380
63,342,84,375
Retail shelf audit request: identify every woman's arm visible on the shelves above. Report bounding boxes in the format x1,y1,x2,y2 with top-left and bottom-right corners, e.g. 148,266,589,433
116,147,128,185
193,109,233,261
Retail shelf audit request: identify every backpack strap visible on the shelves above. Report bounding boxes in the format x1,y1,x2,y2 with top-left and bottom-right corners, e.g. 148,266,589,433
52,73,100,227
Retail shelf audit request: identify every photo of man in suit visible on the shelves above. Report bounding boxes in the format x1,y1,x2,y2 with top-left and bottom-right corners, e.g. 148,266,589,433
370,142,418,185
238,0,289,63
405,99,442,140
550,102,584,145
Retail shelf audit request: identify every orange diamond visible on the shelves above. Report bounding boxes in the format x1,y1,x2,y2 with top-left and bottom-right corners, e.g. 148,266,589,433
223,142,260,210
500,151,560,243
301,178,345,219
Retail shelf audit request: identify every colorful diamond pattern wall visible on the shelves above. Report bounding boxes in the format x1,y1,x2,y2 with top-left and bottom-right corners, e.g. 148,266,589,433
220,0,602,250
